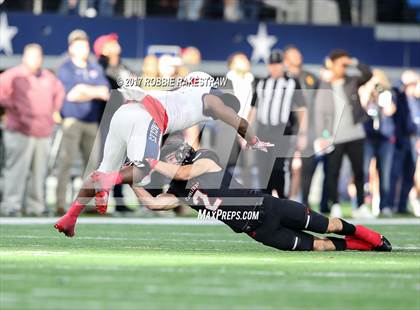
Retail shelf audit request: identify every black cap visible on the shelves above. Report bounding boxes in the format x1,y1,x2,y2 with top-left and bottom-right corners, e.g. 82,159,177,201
269,49,283,64
328,49,349,61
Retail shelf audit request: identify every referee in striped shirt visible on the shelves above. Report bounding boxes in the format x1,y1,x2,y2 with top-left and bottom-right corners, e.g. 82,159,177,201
250,49,307,197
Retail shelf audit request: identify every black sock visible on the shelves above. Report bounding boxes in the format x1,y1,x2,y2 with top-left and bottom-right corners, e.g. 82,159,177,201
336,219,356,236
329,237,346,251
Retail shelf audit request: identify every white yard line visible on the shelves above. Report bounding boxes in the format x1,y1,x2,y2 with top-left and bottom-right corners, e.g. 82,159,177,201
0,217,419,225
0,217,220,225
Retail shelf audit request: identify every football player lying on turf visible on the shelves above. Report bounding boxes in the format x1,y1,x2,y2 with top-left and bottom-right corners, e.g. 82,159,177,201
132,137,392,252
55,72,273,237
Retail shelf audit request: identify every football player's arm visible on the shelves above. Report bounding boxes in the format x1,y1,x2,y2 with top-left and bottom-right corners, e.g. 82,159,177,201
132,187,180,210
203,94,255,144
151,158,214,180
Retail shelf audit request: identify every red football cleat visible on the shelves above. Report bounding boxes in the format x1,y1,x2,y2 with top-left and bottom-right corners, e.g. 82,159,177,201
54,214,77,237
354,225,382,247
345,236,374,251
95,190,109,214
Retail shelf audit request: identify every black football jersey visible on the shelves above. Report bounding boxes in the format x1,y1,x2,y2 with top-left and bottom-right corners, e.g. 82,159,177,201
167,149,264,232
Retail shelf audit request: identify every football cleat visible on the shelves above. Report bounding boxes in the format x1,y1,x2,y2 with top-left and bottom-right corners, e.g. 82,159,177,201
354,225,382,247
54,214,77,237
344,236,374,251
95,190,109,214
373,236,392,252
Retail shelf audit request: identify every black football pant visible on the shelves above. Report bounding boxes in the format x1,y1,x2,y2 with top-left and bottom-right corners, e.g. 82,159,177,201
248,196,329,251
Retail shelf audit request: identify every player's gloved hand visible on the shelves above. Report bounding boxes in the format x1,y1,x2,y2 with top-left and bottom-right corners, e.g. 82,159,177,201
247,136,275,152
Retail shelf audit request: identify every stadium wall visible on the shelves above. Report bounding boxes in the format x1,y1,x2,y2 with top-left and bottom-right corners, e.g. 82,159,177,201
0,12,418,80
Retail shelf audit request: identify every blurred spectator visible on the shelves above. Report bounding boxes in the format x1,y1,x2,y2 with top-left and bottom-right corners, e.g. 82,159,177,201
223,52,255,185
55,29,109,215
314,49,372,218
93,32,134,214
387,70,420,215
283,46,328,211
223,0,261,21
93,33,132,88
335,0,352,24
90,0,116,17
178,0,204,20
158,54,182,78
60,0,116,16
139,54,159,89
181,47,202,66
180,46,202,76
147,0,178,17
359,69,396,216
241,0,262,20
142,54,159,77
59,0,80,15
226,52,254,117
250,49,307,197
224,0,241,21
0,44,64,216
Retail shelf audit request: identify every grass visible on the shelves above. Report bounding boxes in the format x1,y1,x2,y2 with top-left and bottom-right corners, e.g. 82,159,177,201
0,223,419,310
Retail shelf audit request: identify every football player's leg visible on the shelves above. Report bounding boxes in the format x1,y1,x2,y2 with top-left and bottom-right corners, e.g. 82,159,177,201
325,217,391,250
313,236,375,251
126,118,162,186
93,105,159,213
250,225,315,251
250,224,375,252
250,225,376,251
272,198,330,234
275,198,391,250
55,109,130,236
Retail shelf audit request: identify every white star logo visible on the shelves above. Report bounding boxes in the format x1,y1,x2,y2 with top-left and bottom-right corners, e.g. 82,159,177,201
247,23,277,64
0,13,18,56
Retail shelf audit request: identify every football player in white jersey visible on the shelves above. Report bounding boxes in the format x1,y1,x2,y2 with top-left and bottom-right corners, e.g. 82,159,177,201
55,72,273,237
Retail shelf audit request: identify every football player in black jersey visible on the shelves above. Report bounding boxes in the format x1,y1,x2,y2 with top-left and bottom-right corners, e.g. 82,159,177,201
132,137,392,252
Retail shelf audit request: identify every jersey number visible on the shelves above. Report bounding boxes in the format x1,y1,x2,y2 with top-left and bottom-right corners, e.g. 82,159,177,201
192,190,222,211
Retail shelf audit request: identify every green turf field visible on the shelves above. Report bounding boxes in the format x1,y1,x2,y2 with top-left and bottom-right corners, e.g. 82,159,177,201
0,222,419,310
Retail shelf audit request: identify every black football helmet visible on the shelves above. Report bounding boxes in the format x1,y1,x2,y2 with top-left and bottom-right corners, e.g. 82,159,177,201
160,135,196,165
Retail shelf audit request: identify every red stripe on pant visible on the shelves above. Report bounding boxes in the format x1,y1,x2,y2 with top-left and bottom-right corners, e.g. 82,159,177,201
141,95,168,133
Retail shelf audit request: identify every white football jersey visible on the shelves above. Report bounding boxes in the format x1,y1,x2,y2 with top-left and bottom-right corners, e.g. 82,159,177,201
147,85,212,133
118,72,215,133
146,72,215,132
